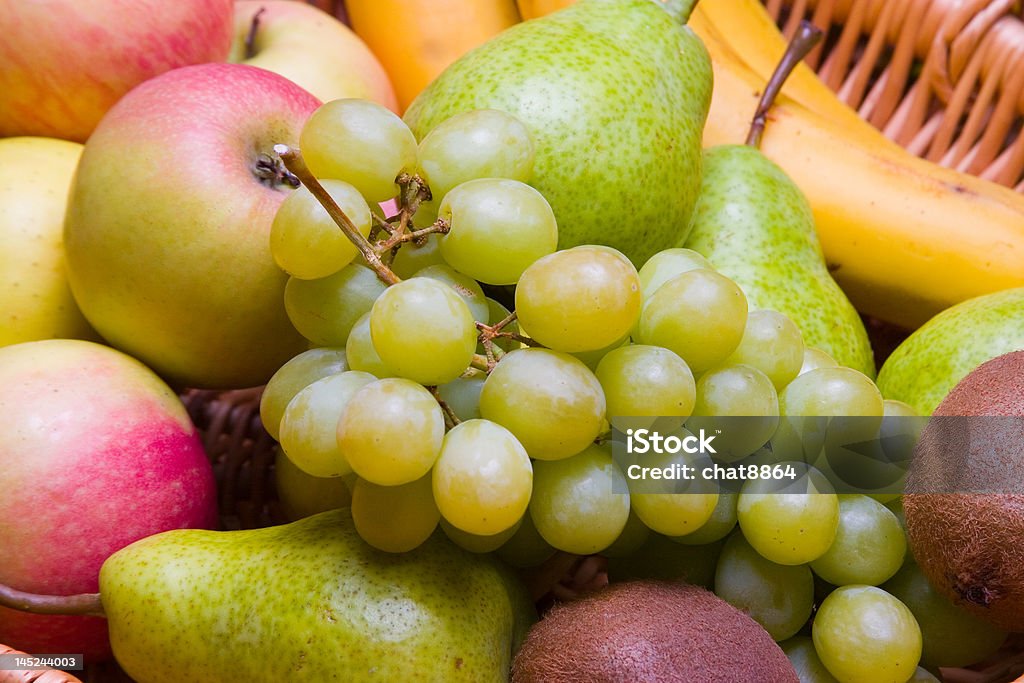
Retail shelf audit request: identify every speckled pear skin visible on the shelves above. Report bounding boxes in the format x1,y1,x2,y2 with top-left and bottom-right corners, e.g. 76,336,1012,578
403,0,711,267
878,287,1024,416
685,145,875,378
98,509,534,682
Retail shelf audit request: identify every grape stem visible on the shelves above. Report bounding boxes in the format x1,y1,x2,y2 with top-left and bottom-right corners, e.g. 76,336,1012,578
275,144,401,286
427,386,462,429
376,219,451,252
0,583,105,618
745,21,824,149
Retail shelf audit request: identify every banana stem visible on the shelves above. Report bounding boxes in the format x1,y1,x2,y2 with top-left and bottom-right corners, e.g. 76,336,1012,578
745,20,824,149
0,583,104,618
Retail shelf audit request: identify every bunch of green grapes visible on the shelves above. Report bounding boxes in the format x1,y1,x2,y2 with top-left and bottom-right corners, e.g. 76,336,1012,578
258,98,999,682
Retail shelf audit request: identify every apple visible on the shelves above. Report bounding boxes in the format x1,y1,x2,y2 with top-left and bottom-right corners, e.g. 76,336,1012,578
0,137,98,347
231,0,398,111
0,339,218,660
0,0,234,142
64,63,321,390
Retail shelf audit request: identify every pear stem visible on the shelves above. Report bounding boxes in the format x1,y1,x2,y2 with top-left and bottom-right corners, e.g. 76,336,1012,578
275,144,401,287
0,583,104,618
745,20,824,149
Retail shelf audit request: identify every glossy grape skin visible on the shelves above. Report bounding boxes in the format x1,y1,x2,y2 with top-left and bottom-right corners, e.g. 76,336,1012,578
300,98,417,203
432,418,533,536
780,367,883,418
596,344,696,432
436,369,486,422
344,311,395,378
671,491,737,545
336,378,445,486
780,637,840,683
278,370,376,478
515,245,642,353
799,347,839,376
812,585,922,683
725,309,805,390
737,467,840,565
809,495,906,587
350,474,439,553
637,268,748,373
528,444,630,555
479,348,606,461
369,276,477,385
284,263,388,347
637,247,714,300
260,347,348,441
714,532,814,641
439,178,557,285
269,180,371,280
390,233,446,279
687,364,779,461
413,263,489,323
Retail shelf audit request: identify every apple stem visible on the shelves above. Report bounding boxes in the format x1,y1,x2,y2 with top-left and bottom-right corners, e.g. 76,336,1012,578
0,583,104,618
275,144,401,286
745,20,824,149
244,7,266,61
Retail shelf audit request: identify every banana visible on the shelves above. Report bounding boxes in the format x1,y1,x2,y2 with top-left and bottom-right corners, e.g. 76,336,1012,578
516,0,574,20
346,0,520,112
700,43,1024,328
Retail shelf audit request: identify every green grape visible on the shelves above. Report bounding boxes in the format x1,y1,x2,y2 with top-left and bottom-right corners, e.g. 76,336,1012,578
672,491,737,545
478,348,606,460
432,418,533,536
871,399,922,503
350,473,439,553
883,561,1007,668
781,637,840,683
440,517,521,554
413,263,489,322
686,364,779,461
260,347,348,440
799,347,838,376
369,276,477,385
810,495,906,586
515,245,641,352
812,585,922,683
596,344,696,432
529,444,630,555
725,309,805,390
336,377,445,486
417,108,534,202
299,98,417,203
606,533,723,589
637,268,747,373
438,178,557,285
482,297,520,353
278,370,376,477
570,334,630,371
600,508,651,558
344,311,395,378
497,512,556,568
714,532,814,641
884,497,909,552
274,448,352,521
390,233,445,279
269,179,371,280
737,466,839,565
625,436,719,537
781,367,884,418
284,263,388,346
637,247,714,300
436,368,486,421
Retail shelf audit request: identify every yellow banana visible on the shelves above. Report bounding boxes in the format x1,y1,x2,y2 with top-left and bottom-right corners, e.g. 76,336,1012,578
346,0,520,113
516,0,575,20
702,46,1024,328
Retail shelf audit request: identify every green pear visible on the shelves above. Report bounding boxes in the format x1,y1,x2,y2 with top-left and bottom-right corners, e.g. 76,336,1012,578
403,0,711,266
684,145,875,378
98,509,534,682
877,287,1024,416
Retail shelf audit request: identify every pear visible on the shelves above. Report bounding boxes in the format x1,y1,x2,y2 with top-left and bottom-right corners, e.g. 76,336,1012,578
98,509,534,682
877,287,1024,416
403,0,711,266
682,23,874,378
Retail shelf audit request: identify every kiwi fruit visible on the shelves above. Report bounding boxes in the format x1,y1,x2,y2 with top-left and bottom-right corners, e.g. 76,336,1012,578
904,350,1024,630
511,580,798,682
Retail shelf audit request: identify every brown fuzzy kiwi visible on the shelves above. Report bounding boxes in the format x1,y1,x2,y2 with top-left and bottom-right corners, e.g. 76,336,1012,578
904,350,1024,631
511,580,798,683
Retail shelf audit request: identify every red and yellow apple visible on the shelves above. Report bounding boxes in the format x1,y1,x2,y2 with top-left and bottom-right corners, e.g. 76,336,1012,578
231,0,398,111
0,0,234,142
0,339,218,660
64,63,321,389
0,137,97,347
